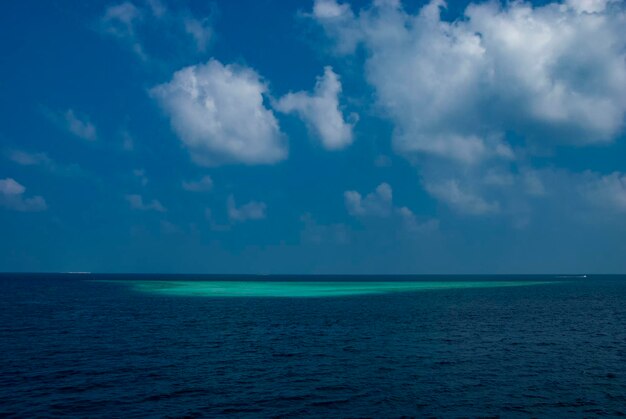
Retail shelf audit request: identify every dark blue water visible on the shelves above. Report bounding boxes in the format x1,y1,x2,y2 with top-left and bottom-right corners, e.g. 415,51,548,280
1,274,626,417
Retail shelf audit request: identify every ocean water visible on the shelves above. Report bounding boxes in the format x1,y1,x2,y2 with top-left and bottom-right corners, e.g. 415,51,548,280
1,274,625,417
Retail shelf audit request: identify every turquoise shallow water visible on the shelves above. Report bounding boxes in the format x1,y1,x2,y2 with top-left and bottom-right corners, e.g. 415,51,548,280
99,279,555,297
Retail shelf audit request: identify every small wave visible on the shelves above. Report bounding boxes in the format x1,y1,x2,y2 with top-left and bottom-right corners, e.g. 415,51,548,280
310,399,352,407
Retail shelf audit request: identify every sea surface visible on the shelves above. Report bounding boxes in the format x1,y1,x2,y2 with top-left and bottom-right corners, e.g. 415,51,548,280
1,274,625,417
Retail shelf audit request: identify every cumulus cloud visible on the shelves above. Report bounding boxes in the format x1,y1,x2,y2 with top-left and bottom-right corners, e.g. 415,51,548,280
125,194,166,212
313,0,353,19
408,164,554,221
579,171,626,212
0,178,47,212
396,206,439,232
64,110,97,141
311,0,361,54
227,195,266,222
7,150,84,177
345,182,393,217
101,2,142,36
425,179,500,215
464,0,626,143
275,66,356,150
487,168,626,223
566,0,614,13
99,1,213,61
488,168,626,218
8,150,51,167
101,2,144,55
313,0,626,152
146,0,166,16
345,182,437,231
312,0,626,215
184,17,213,52
151,59,287,166
300,213,350,244
182,175,213,192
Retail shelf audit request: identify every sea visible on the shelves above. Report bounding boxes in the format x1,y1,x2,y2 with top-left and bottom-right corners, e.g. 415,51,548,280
1,273,625,417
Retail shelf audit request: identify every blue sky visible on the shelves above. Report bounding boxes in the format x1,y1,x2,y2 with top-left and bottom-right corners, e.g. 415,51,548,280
1,0,625,273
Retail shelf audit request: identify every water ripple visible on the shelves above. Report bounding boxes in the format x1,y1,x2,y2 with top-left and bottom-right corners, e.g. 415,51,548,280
1,274,626,417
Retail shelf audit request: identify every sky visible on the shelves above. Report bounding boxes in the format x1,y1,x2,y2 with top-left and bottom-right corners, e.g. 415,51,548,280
1,0,625,274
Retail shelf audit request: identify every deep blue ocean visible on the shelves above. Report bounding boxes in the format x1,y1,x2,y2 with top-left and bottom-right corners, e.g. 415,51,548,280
1,274,626,417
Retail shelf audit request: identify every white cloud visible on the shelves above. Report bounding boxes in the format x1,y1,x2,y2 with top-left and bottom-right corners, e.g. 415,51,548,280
566,0,618,14
275,66,356,150
425,179,500,215
6,149,84,177
486,168,626,222
396,206,439,232
182,175,213,192
580,171,626,212
300,213,350,244
0,178,47,212
184,17,213,52
125,194,166,212
464,0,626,143
311,0,361,54
312,0,626,215
100,2,145,59
313,0,626,153
313,0,352,19
227,195,266,222
101,2,142,37
64,110,97,141
100,1,214,60
8,150,51,166
147,0,166,17
151,59,287,166
345,182,437,230
345,182,393,217
0,178,24,195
